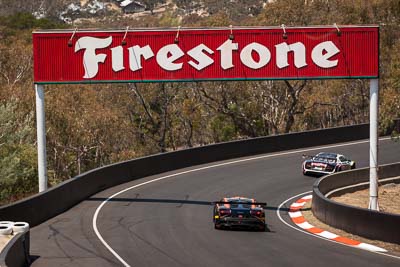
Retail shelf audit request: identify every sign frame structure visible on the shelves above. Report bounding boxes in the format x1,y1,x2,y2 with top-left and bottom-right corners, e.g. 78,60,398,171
33,25,379,84
33,25,380,210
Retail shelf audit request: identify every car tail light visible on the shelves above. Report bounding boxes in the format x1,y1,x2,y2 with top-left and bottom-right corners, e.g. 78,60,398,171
250,210,263,217
325,164,335,171
219,209,231,216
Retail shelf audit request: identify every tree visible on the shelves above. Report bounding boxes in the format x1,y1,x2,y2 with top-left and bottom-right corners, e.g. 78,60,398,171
0,36,32,89
0,102,37,204
174,0,203,16
126,83,178,153
203,0,265,22
45,84,135,180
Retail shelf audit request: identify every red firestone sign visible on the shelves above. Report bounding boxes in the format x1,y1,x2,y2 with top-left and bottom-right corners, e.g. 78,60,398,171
33,26,379,84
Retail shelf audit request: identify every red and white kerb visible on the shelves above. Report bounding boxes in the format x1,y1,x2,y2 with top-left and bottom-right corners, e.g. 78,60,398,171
289,195,387,253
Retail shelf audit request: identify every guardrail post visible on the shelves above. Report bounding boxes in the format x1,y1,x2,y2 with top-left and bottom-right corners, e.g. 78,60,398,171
369,79,379,211
35,84,48,192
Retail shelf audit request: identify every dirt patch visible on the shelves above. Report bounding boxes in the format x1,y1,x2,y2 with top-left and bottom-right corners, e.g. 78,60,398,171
332,182,400,214
301,182,400,255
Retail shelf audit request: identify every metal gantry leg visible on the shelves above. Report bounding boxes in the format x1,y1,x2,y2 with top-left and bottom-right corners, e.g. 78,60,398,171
369,79,379,211
35,84,48,192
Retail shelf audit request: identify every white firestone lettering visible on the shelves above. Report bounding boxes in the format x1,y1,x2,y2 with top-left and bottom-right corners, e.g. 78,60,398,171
311,41,340,68
75,36,341,78
111,46,124,72
240,42,271,69
275,42,307,69
128,45,154,72
75,36,112,78
187,44,214,71
156,44,184,71
217,39,239,70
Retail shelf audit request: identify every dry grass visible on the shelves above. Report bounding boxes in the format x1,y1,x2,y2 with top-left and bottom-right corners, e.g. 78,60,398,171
301,183,400,255
332,183,400,214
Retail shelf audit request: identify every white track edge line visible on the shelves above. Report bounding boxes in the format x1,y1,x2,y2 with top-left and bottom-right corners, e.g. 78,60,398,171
277,192,400,260
93,137,394,266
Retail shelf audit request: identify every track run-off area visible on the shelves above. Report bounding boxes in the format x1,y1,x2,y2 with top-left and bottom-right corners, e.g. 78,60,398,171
30,138,400,266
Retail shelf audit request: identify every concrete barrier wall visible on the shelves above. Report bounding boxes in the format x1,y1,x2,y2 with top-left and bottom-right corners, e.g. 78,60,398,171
0,123,370,228
0,232,30,267
312,162,400,244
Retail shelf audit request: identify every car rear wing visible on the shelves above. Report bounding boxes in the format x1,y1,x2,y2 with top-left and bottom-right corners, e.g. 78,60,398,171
213,201,267,208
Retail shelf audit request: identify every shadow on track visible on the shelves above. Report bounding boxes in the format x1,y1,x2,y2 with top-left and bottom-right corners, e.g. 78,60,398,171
216,224,274,233
87,197,291,212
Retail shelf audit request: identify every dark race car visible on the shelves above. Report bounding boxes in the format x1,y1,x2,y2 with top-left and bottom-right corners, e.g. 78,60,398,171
213,197,266,231
302,152,356,176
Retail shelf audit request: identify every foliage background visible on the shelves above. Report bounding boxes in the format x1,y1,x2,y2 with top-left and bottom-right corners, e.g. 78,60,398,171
0,0,399,204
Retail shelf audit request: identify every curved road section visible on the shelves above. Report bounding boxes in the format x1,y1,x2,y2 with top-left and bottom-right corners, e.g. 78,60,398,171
30,138,400,266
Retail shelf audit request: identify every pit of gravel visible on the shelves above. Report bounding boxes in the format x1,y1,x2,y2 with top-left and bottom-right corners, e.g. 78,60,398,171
302,182,400,254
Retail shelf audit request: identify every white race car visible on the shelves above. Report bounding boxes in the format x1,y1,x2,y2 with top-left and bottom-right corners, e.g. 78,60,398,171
302,152,356,176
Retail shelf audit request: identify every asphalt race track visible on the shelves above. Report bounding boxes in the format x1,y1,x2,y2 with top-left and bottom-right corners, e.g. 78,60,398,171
30,138,400,266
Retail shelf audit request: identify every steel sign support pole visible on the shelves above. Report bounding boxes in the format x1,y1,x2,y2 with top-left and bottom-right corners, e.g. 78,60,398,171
35,84,48,192
369,79,379,211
